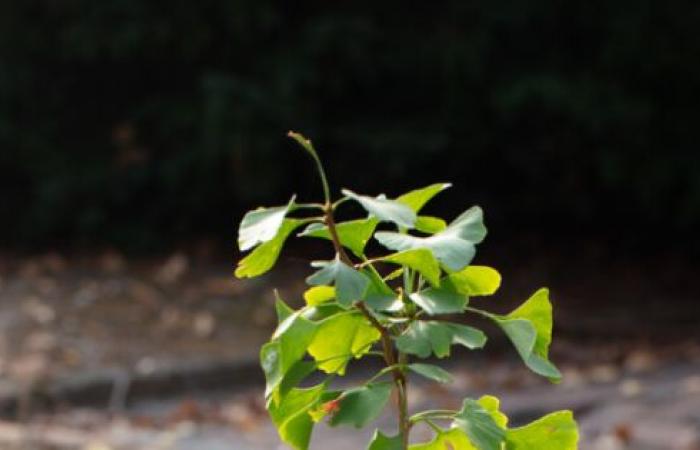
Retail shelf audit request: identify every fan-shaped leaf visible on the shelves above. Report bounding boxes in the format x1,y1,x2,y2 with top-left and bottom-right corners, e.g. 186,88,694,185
396,321,486,358
494,288,561,381
299,218,379,257
238,196,296,251
307,313,381,374
329,382,393,428
396,183,451,213
307,257,371,307
375,206,486,271
448,266,502,296
382,248,441,287
408,363,453,384
236,219,306,278
342,189,417,228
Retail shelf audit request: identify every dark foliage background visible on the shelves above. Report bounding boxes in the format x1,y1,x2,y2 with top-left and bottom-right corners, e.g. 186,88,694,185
1,1,698,255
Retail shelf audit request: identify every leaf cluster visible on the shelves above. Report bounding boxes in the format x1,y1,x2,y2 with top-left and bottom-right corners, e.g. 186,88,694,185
235,133,579,449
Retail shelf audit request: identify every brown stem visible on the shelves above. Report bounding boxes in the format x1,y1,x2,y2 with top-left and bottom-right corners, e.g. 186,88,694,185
323,203,409,447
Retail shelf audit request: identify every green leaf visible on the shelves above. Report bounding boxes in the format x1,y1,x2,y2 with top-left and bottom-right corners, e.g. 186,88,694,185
410,428,475,450
307,313,381,374
299,218,379,257
396,183,451,213
275,296,295,323
449,323,489,350
303,286,336,306
236,218,306,278
453,399,506,450
448,266,502,296
263,310,318,400
238,196,296,251
396,321,486,359
382,248,441,286
495,288,561,381
375,206,487,271
342,189,417,228
307,256,371,307
329,382,393,428
409,281,468,315
364,269,400,311
368,430,403,450
268,383,325,450
408,363,453,384
415,216,448,234
411,396,508,450
506,411,579,449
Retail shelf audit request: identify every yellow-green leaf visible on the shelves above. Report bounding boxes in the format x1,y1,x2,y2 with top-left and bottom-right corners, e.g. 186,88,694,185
448,266,502,296
307,313,381,374
396,183,451,213
303,286,336,306
235,219,306,278
382,248,441,286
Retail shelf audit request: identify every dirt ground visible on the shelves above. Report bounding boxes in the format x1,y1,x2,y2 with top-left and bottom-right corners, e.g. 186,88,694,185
0,251,697,449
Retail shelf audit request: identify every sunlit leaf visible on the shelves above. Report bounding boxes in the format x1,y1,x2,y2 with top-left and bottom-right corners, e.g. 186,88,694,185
263,308,318,400
505,410,579,449
375,206,486,271
396,183,451,213
303,286,336,306
307,313,381,374
307,256,371,307
415,216,448,234
408,363,453,384
448,266,502,296
453,398,506,450
268,383,325,450
494,288,561,381
299,218,379,257
342,189,417,228
238,196,296,251
329,382,393,428
235,219,306,278
382,248,441,286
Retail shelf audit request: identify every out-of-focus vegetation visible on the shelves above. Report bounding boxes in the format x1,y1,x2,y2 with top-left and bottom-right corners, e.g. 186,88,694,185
0,1,698,252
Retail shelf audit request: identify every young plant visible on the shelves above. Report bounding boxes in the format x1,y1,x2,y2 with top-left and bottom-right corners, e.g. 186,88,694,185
235,132,580,449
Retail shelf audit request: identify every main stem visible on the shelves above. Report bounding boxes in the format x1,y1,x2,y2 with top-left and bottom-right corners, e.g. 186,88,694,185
323,204,410,448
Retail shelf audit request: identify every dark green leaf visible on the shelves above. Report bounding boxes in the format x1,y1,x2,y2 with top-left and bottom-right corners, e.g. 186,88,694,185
409,281,467,315
368,430,403,450
299,218,379,257
330,382,393,428
397,321,486,358
307,256,371,307
408,363,453,384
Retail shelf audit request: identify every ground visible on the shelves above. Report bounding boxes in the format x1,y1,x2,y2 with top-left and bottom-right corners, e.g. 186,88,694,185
0,251,697,449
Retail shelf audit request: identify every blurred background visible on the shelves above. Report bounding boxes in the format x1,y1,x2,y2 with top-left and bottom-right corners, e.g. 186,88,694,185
0,1,698,449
